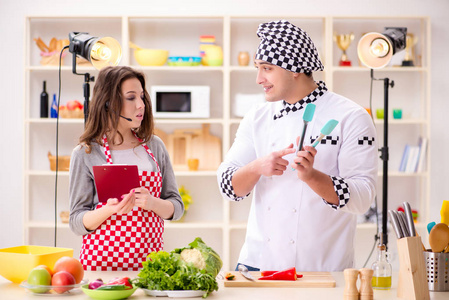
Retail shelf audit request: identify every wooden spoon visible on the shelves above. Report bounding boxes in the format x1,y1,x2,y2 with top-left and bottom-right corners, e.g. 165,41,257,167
429,223,449,252
129,41,142,50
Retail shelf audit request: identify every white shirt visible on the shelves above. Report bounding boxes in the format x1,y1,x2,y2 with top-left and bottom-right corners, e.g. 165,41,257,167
217,88,378,271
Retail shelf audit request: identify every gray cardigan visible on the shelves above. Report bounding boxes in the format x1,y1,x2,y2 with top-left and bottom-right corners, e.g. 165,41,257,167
68,135,184,236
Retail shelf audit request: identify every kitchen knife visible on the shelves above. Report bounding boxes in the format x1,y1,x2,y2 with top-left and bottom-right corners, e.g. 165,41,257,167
238,264,255,281
403,202,416,236
397,211,410,237
388,210,403,239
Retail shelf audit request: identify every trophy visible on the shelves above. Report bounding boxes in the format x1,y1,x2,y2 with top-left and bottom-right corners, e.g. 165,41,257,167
402,33,418,67
334,32,354,66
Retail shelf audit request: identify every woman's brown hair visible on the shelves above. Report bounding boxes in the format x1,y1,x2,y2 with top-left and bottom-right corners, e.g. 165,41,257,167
79,66,153,153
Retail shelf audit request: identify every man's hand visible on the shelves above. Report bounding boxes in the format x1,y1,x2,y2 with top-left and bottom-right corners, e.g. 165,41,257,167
291,145,317,181
257,143,296,177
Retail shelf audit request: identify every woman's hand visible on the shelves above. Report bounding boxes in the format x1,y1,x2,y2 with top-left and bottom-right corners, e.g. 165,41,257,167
105,189,136,215
133,187,175,219
133,187,156,211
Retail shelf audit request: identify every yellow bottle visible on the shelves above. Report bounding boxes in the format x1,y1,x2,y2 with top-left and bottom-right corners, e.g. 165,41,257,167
441,200,449,225
371,244,392,290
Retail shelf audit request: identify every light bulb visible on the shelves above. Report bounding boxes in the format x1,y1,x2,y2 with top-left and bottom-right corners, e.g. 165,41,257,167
91,43,112,62
369,38,390,58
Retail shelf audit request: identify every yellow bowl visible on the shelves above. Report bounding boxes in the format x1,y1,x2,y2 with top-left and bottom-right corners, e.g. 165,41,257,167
134,49,169,66
0,245,73,283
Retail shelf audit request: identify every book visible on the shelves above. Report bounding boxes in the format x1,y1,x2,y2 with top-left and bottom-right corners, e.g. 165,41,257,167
405,146,419,173
399,144,410,172
416,137,428,172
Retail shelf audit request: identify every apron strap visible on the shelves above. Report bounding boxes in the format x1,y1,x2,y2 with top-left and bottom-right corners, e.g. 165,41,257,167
102,133,161,173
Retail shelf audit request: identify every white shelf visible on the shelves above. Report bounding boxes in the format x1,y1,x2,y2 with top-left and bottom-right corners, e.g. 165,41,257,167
24,15,430,272
332,66,428,72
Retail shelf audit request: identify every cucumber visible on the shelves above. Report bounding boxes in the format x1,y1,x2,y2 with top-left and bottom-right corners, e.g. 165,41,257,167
96,284,128,290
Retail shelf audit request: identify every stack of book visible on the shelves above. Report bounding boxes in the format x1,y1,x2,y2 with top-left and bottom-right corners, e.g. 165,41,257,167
399,137,428,173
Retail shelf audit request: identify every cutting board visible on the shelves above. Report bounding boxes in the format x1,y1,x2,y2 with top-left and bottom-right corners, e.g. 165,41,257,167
223,271,336,288
167,124,221,171
190,124,221,170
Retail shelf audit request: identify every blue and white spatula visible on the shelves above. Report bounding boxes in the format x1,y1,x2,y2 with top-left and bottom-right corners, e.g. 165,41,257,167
311,119,339,148
297,103,316,153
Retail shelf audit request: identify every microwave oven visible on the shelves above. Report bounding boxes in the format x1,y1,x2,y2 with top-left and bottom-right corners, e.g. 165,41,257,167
150,85,210,118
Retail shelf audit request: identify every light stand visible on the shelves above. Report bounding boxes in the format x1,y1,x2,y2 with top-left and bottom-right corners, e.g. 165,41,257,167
71,51,95,124
370,69,395,247
358,27,407,248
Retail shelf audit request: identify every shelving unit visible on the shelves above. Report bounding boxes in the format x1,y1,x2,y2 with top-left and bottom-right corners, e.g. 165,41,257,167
24,15,430,271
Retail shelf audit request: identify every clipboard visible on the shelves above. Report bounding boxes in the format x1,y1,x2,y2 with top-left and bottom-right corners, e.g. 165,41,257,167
93,165,140,203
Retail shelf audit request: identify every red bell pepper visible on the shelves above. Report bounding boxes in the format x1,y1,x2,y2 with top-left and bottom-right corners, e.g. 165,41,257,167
261,269,304,279
107,277,133,289
258,267,300,281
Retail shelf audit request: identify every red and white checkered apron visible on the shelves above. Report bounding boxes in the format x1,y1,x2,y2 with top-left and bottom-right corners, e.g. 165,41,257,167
79,134,164,271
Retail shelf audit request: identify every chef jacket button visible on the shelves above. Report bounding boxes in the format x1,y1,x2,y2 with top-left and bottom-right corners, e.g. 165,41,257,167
292,208,297,213
267,207,271,211
290,240,295,244
267,238,270,242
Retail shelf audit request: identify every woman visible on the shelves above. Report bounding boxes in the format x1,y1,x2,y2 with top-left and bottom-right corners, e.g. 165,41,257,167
69,66,184,271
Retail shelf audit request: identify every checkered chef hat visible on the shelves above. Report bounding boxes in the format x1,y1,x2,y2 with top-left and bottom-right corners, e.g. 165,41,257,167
255,20,324,73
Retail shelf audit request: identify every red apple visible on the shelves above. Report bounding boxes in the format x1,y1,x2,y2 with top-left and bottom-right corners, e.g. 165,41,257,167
51,271,76,294
66,100,83,111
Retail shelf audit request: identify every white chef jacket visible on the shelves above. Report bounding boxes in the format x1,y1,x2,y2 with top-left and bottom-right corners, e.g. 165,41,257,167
217,86,378,272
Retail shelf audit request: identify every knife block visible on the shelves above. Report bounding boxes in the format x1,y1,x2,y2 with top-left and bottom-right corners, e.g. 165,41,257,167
397,236,430,299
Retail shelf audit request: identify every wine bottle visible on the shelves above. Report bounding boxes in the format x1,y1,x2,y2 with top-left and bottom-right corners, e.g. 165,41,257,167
40,81,49,118
50,94,58,118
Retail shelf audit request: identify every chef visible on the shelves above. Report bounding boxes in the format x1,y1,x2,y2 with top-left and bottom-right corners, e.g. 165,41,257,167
217,20,378,272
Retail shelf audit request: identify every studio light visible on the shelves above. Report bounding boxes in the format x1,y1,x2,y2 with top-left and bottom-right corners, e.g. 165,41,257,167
68,32,122,70
357,27,407,248
68,32,122,123
357,27,407,69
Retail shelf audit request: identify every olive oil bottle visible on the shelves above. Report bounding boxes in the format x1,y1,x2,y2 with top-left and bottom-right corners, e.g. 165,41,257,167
371,243,392,289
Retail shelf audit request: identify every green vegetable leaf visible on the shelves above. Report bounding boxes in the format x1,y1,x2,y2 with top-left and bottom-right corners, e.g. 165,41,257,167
134,238,221,297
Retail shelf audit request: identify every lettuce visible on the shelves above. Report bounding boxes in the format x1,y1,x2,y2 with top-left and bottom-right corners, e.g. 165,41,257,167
133,238,221,297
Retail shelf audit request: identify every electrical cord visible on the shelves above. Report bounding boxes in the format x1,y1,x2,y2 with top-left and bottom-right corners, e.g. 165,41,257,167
54,45,70,247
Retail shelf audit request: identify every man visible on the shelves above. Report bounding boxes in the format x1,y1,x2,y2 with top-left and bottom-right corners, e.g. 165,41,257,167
217,20,378,272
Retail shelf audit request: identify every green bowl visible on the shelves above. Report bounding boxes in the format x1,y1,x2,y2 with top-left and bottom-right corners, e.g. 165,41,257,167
81,285,137,300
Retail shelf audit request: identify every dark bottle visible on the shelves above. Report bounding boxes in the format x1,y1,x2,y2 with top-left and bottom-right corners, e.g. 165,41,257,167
40,81,49,118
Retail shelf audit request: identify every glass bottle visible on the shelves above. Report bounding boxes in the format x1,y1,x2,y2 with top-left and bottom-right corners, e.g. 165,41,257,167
40,81,48,118
371,244,392,289
50,94,58,118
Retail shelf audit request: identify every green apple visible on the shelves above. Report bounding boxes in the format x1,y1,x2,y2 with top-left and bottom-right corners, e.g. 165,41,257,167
27,267,51,293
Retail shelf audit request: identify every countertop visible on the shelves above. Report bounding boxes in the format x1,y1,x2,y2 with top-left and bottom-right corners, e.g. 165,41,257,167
1,271,447,299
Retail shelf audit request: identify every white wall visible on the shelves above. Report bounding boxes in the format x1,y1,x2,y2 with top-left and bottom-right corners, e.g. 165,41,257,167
1,0,448,265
